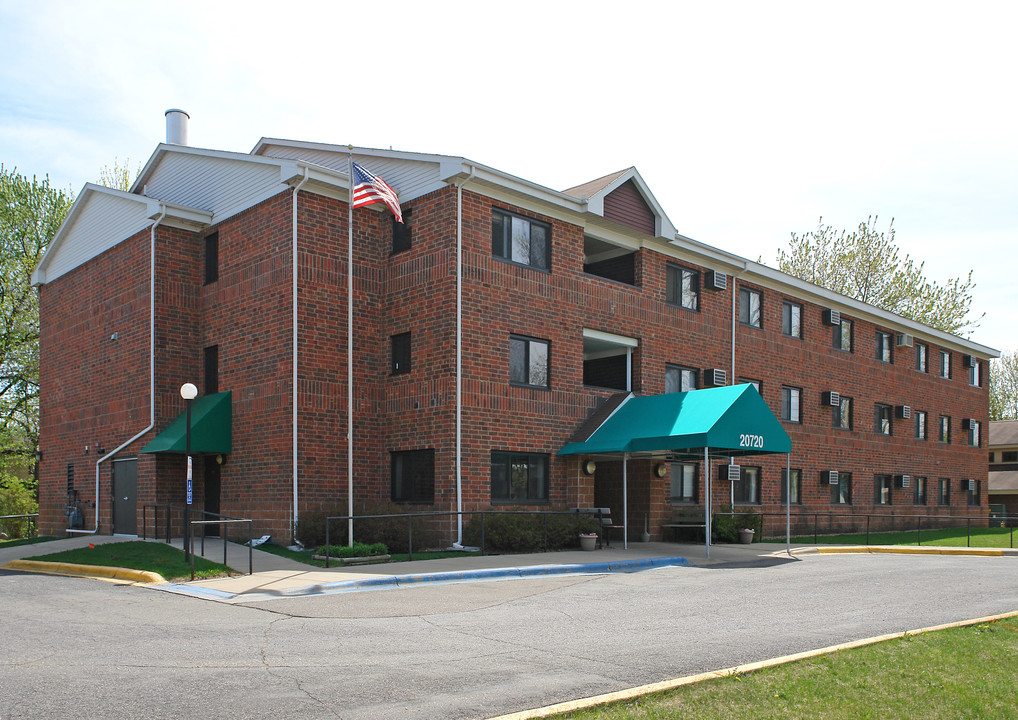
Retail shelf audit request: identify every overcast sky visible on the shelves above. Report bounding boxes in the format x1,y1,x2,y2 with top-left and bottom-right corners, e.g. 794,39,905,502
2,1,1014,352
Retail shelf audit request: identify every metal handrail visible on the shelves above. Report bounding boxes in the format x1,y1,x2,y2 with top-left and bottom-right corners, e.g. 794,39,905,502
142,503,253,579
0,513,38,540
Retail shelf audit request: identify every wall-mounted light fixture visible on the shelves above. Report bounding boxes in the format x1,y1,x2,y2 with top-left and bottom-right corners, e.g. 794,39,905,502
582,459,597,476
654,463,668,478
110,332,119,341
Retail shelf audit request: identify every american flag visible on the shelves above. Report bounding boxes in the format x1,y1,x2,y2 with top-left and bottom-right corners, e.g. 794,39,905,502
351,162,403,223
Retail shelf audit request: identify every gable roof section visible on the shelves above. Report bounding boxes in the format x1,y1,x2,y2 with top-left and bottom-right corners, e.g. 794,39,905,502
563,167,677,239
32,184,211,285
990,421,1018,448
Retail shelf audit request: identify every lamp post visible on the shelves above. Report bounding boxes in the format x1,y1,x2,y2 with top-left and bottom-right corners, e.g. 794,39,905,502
180,382,198,562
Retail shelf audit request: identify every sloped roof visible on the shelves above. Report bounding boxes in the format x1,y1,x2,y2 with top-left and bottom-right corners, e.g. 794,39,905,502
563,168,632,200
989,470,1018,493
990,421,1018,447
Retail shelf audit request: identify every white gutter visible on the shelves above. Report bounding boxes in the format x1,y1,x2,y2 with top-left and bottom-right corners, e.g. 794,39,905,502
730,264,749,509
292,167,310,540
73,209,165,534
452,166,475,546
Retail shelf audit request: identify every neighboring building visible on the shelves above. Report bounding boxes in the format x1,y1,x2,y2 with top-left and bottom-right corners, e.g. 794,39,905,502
988,420,1018,518
32,115,997,542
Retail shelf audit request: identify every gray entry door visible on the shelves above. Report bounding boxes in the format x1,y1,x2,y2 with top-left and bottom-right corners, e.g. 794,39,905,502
112,458,138,535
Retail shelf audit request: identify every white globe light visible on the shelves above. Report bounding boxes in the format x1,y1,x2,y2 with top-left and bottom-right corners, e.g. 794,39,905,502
180,382,198,400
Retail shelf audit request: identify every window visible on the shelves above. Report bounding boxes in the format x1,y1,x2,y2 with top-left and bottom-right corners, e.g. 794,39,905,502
969,420,981,447
665,365,698,393
781,386,801,423
834,317,853,352
831,472,852,505
509,335,549,388
833,396,852,430
914,476,927,506
492,208,550,270
670,463,698,503
876,331,893,363
969,360,981,387
874,474,893,505
491,452,549,503
391,332,411,375
739,288,762,328
938,478,950,506
390,449,435,503
939,415,951,443
733,466,760,504
204,232,219,285
939,350,951,378
204,345,219,395
782,301,802,339
914,410,927,440
392,206,413,254
1003,451,1018,463
781,468,802,505
967,479,980,506
666,265,699,310
874,404,892,435
915,343,928,373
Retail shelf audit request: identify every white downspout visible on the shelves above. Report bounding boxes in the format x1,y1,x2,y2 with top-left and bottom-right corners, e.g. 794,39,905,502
453,165,475,547
292,167,310,541
75,208,165,534
729,264,749,509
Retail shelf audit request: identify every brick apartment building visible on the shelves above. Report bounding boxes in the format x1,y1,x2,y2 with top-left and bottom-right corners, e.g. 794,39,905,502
32,116,997,543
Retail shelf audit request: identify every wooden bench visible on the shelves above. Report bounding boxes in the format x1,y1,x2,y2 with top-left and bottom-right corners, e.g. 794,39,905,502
662,511,708,543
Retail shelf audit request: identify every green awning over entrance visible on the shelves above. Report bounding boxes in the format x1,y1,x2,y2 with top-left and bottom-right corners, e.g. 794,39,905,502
559,384,790,457
141,391,232,455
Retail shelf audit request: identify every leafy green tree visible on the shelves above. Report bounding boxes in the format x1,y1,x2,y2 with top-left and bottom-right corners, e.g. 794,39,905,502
98,157,141,192
776,216,982,337
990,351,1018,421
0,167,72,475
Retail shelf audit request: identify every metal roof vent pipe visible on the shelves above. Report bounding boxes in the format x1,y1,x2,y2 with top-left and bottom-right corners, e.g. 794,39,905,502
165,108,190,145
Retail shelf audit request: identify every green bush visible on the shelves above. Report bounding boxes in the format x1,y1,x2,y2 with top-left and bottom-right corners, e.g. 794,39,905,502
712,505,762,543
352,502,442,554
463,511,600,553
294,505,348,548
0,475,38,539
316,542,388,557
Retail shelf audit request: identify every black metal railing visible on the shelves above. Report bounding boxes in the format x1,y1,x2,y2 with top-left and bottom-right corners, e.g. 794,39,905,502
322,509,601,568
142,504,253,579
729,511,1017,548
0,513,38,539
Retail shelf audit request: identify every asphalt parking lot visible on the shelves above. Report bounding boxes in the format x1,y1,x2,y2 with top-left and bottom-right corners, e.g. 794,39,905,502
2,550,1016,719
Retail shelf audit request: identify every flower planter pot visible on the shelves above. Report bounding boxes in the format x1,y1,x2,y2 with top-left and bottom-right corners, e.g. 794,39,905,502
738,529,755,544
579,534,597,551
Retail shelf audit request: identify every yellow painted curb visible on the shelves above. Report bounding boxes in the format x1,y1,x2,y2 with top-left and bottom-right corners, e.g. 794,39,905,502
485,609,1018,720
4,559,166,584
817,546,1004,556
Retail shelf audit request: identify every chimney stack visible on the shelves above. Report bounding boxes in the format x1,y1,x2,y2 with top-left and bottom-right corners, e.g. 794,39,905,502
165,109,190,145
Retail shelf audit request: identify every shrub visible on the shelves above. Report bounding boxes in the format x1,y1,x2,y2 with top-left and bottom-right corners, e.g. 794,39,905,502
294,505,348,548
316,542,387,558
712,505,762,543
463,511,600,553
0,475,38,539
352,502,443,553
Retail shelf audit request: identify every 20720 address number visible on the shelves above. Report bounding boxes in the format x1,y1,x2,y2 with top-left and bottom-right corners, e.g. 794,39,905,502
739,434,764,448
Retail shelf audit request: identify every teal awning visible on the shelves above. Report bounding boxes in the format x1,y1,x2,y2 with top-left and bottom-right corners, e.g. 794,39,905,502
140,391,232,454
559,384,790,457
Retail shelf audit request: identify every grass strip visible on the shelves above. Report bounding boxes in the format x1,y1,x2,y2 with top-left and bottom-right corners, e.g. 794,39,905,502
763,526,1018,548
546,616,1018,720
0,536,57,549
31,541,230,581
257,542,475,567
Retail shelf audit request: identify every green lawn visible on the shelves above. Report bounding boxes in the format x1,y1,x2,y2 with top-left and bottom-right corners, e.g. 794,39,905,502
763,526,1018,548
32,541,231,581
555,616,1018,719
257,542,476,567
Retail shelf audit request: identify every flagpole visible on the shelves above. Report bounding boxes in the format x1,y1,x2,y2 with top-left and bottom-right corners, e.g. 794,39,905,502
347,148,355,547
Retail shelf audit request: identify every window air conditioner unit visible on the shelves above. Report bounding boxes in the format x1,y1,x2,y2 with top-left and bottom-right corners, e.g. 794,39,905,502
962,354,974,368
706,270,727,291
895,333,914,348
822,309,841,326
896,474,911,488
895,405,912,419
724,464,741,481
961,418,973,430
822,391,840,407
824,470,840,485
705,368,726,387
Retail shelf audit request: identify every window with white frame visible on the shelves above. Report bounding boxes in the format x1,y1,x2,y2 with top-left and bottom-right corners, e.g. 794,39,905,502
969,360,981,386
969,420,981,447
834,396,852,430
834,317,854,352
